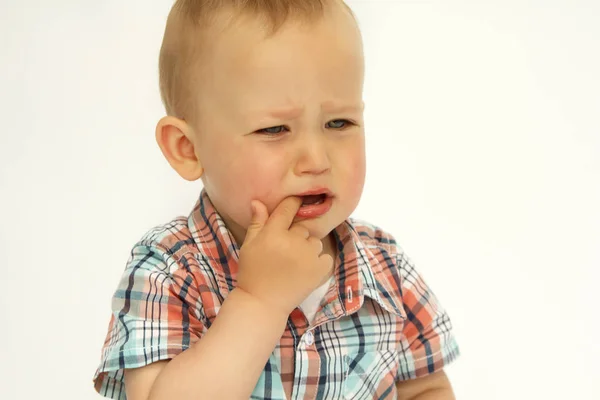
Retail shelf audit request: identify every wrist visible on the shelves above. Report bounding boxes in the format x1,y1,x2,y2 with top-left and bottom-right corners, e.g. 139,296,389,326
227,287,290,326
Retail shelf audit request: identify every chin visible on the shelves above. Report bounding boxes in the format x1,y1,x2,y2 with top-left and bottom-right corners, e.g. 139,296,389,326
294,218,339,240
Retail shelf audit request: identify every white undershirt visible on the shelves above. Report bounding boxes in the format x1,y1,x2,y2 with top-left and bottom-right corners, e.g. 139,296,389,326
300,276,334,323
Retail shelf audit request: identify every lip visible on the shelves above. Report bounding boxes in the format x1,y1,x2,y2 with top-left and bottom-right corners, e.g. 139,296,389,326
295,188,334,219
296,188,333,197
295,195,333,219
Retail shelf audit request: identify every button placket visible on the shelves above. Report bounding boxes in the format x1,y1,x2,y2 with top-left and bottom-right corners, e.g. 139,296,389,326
304,330,314,346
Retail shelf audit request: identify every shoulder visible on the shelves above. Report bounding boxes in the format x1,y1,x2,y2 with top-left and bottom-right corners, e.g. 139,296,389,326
125,216,198,274
137,217,192,252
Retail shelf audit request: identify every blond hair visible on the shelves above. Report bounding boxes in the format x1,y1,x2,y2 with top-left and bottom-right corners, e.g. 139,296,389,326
158,0,354,124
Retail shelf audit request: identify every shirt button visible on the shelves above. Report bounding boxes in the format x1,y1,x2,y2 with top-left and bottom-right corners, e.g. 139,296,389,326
304,330,314,346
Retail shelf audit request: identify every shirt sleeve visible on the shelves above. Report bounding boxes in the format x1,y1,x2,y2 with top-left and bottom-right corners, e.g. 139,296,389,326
93,243,206,399
395,250,460,380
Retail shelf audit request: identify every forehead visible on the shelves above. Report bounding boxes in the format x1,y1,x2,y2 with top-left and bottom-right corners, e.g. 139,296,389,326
197,7,364,115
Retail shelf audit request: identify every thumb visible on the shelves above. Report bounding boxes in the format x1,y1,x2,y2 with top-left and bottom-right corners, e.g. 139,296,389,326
244,200,268,245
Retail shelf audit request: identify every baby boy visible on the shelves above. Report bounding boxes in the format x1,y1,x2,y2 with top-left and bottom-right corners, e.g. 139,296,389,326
93,1,460,399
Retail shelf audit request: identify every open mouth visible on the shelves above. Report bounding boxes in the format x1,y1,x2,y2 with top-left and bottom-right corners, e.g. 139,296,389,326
295,190,333,218
302,193,327,206
301,193,328,206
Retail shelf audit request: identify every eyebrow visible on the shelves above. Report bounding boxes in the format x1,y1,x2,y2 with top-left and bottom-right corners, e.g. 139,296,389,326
321,101,365,115
257,101,365,120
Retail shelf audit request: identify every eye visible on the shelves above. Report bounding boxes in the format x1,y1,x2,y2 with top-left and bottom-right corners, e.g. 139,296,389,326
256,125,289,135
327,119,353,129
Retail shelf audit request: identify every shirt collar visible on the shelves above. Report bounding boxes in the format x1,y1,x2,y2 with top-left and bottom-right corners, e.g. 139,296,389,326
188,189,404,319
189,190,241,295
328,221,405,320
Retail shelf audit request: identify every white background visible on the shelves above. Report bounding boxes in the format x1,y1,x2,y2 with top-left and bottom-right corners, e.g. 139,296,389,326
1,0,598,399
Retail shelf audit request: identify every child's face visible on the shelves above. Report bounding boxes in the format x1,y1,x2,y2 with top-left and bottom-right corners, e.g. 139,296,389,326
192,7,365,244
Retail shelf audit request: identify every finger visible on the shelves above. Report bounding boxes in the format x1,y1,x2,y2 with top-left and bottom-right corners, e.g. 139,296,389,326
316,256,335,286
265,196,303,231
319,254,335,274
307,236,323,254
289,225,310,239
243,200,269,245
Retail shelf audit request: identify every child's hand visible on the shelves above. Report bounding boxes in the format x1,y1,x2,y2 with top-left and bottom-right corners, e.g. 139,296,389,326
236,196,334,319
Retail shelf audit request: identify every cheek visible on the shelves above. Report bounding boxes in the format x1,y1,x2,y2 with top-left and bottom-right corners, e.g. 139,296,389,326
348,154,366,201
340,140,366,198
234,149,287,197
210,145,289,222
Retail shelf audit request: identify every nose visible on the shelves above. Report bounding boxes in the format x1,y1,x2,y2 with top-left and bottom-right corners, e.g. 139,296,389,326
293,131,331,176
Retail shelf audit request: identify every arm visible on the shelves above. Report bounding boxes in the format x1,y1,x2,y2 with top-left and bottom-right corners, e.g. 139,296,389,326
126,288,288,400
124,197,332,400
393,249,460,399
395,370,455,400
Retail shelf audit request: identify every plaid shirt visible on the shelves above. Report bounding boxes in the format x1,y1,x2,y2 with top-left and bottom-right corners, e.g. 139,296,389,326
94,190,459,399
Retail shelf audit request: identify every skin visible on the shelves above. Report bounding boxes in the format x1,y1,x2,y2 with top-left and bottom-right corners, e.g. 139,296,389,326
156,5,366,260
126,3,455,399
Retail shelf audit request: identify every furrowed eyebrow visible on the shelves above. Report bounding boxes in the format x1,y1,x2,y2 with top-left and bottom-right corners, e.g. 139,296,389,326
250,101,364,120
267,107,304,120
321,101,365,114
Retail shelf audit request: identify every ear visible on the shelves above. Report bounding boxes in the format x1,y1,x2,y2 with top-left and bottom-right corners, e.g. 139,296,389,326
155,116,204,181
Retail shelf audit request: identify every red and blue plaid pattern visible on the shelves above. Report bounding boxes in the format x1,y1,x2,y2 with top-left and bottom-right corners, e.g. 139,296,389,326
94,190,459,399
